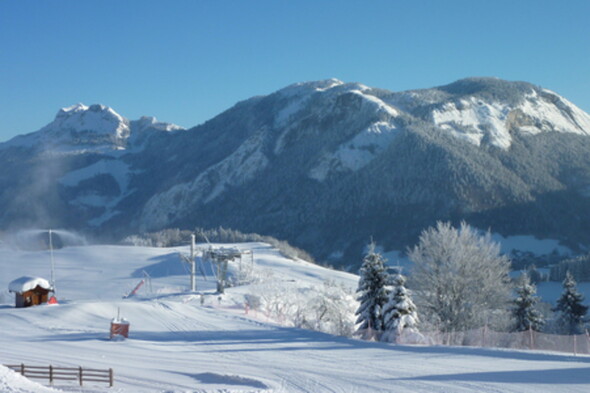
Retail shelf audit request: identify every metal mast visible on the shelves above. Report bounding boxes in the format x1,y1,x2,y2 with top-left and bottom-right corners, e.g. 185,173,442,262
49,229,56,293
190,233,196,292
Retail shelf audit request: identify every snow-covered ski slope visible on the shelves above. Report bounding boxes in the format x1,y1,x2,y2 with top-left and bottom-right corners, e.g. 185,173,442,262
0,242,589,393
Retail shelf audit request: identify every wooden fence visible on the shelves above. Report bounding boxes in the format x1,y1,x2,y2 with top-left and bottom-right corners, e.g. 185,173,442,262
3,364,113,387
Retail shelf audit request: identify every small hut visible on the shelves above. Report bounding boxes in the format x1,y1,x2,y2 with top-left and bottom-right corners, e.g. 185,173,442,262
8,276,52,308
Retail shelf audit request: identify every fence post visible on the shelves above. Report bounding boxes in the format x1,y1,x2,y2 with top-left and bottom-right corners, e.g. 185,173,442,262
49,365,53,384
79,366,83,386
20,363,25,376
573,334,577,356
109,368,114,387
528,327,534,350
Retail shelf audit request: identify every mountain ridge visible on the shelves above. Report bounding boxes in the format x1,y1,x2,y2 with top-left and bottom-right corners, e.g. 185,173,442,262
1,77,590,266
3,103,184,153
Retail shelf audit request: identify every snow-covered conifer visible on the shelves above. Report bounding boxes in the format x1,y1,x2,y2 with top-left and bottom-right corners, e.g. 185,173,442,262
381,268,419,343
512,272,544,332
354,243,389,340
553,271,588,334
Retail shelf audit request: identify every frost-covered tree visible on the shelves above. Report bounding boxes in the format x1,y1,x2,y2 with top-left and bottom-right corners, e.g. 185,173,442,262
355,243,390,340
512,273,545,332
381,268,419,343
248,275,356,337
306,280,356,337
409,221,511,332
553,271,588,334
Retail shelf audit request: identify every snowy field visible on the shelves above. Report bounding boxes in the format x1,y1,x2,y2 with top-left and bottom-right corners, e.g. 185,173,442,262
0,239,589,392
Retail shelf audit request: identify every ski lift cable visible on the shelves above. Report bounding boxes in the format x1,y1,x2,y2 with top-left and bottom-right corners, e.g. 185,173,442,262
206,252,220,281
142,270,153,293
198,260,209,281
179,254,191,275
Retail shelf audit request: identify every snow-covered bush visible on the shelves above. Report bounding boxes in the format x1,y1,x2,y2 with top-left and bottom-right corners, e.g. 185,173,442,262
121,228,192,247
244,294,261,312
121,234,155,247
247,277,356,337
304,280,357,337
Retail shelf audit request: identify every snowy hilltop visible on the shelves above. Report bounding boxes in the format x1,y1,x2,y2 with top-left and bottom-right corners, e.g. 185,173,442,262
0,239,589,392
1,77,590,265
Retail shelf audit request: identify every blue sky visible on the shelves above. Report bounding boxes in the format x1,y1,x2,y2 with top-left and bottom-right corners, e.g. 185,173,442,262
1,0,589,141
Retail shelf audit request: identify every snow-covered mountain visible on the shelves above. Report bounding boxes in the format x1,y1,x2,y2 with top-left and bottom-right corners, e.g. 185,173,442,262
398,78,590,149
4,103,183,153
0,104,183,229
1,77,590,265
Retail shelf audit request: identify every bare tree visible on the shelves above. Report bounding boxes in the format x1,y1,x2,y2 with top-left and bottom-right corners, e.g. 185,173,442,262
409,221,511,332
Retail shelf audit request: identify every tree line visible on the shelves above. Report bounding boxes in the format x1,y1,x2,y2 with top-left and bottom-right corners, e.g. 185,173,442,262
355,222,589,343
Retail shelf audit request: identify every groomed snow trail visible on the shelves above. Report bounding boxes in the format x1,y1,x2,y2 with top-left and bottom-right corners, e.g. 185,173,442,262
1,299,589,393
0,243,589,392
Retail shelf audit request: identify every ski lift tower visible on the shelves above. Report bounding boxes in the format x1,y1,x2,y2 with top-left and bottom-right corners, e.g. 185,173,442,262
180,234,198,292
204,247,242,293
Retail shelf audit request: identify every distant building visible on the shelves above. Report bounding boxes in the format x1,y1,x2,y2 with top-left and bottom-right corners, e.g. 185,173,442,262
8,276,52,308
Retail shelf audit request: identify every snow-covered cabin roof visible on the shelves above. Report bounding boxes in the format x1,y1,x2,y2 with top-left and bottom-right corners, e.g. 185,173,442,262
8,276,52,293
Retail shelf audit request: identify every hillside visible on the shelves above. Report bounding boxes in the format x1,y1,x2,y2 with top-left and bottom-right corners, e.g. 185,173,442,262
1,77,590,266
0,241,589,393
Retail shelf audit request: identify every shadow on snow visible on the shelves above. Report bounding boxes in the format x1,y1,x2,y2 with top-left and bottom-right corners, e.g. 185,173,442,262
390,367,590,384
25,325,590,365
173,371,268,389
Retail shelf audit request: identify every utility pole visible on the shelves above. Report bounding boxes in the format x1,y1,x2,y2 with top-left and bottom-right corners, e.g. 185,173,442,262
49,229,56,294
190,234,196,292
179,233,198,292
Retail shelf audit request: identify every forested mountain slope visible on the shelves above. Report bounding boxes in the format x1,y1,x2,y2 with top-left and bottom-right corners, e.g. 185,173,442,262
2,78,590,265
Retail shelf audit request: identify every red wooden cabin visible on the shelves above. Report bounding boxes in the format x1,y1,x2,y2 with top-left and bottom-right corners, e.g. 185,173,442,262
8,276,52,308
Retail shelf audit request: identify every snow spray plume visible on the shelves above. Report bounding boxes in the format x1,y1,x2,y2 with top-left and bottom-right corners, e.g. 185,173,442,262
4,149,68,229
1,229,88,251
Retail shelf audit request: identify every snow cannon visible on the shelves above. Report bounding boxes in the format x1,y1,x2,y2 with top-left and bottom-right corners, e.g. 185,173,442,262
110,308,130,339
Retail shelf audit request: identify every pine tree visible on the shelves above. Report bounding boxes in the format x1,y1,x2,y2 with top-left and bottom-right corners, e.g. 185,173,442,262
381,268,419,343
512,273,544,332
354,243,390,340
553,271,588,334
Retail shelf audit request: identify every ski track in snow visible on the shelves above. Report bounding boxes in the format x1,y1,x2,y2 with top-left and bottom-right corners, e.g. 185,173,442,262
0,242,589,393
